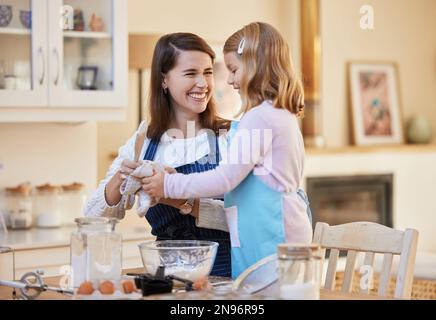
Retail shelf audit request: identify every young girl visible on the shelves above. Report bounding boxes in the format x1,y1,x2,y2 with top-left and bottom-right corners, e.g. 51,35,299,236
143,22,313,278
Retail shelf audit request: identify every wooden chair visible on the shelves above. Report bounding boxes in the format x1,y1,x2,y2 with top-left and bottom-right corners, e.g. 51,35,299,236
313,222,419,299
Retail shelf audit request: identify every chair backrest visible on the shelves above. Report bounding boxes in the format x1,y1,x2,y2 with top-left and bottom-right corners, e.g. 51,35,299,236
313,222,419,299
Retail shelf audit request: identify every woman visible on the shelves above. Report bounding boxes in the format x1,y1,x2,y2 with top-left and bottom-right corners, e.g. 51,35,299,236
84,33,231,277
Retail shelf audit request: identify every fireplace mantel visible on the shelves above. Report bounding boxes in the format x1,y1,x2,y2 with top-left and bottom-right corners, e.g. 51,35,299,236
306,144,436,155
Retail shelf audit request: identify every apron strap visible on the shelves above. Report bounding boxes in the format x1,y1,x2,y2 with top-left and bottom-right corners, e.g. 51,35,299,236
297,189,312,226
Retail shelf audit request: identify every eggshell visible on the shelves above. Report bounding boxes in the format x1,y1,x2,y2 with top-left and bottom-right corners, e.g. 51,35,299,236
99,281,115,295
192,276,212,291
122,280,136,294
77,281,94,295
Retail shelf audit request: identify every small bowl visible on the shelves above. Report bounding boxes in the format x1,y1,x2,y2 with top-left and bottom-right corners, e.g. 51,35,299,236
138,240,219,282
0,5,12,27
19,10,31,29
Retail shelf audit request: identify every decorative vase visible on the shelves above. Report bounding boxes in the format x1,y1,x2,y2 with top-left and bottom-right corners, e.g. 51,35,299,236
407,115,433,144
19,10,31,29
0,5,12,27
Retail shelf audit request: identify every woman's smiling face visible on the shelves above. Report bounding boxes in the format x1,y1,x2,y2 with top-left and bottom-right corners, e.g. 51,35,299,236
163,50,215,115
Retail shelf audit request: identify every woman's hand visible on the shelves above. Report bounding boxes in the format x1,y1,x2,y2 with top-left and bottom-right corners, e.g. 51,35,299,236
105,159,141,206
163,166,177,174
142,172,165,198
118,159,141,180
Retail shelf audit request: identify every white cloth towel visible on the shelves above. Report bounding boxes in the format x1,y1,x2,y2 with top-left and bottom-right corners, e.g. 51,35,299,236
119,160,165,217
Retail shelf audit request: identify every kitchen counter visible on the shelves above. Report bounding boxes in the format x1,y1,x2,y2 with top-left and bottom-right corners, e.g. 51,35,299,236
0,223,153,251
0,224,155,280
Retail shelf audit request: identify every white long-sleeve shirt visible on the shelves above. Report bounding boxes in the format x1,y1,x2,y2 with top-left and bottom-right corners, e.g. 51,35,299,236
83,121,229,232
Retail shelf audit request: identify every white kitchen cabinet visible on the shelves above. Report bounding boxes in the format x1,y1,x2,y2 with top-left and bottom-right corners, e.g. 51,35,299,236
0,0,127,122
0,236,155,280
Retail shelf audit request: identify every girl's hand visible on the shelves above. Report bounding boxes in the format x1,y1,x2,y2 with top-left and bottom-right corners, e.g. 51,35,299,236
142,172,165,198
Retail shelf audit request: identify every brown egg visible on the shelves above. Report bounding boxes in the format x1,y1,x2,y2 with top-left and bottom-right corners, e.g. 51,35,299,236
77,281,94,295
99,281,115,295
122,280,136,294
192,276,211,291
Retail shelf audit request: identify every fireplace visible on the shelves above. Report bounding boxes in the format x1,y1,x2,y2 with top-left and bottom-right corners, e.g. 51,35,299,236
306,174,393,228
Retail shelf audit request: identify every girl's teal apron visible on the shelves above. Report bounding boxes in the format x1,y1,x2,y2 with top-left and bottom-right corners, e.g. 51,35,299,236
224,121,312,279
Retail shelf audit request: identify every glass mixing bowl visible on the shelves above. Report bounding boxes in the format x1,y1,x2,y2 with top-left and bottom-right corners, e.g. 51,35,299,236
138,240,219,282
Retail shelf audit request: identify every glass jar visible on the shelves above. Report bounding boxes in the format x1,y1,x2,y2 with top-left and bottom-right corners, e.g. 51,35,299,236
5,183,33,230
277,243,322,300
33,184,61,228
60,183,87,226
70,217,122,288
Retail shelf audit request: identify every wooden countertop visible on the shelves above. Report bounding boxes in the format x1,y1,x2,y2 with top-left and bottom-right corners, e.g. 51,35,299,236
0,268,397,300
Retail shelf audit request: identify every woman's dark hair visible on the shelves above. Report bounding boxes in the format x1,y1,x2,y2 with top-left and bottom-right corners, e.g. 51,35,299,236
147,32,230,140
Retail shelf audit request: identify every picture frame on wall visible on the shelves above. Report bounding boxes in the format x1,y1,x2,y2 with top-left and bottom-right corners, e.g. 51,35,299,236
348,62,404,146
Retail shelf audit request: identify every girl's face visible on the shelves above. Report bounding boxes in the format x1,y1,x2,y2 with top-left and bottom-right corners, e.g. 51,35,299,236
224,52,243,93
163,50,214,116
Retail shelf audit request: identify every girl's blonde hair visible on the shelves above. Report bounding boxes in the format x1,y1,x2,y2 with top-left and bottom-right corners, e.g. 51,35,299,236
224,22,304,116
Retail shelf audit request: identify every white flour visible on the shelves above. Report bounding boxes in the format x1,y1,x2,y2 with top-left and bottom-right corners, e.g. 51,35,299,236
279,282,320,300
164,264,210,282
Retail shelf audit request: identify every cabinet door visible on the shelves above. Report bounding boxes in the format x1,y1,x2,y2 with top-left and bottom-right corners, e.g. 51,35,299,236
0,0,48,107
47,0,127,108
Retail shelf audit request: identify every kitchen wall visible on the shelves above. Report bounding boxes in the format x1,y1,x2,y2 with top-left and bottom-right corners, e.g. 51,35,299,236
0,122,97,191
320,0,436,147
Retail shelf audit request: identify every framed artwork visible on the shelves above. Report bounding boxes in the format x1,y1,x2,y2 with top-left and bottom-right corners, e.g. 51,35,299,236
210,44,241,120
348,62,404,146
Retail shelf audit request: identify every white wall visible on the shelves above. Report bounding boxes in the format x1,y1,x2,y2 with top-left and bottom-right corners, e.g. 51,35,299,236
320,0,436,147
128,0,283,43
0,122,97,192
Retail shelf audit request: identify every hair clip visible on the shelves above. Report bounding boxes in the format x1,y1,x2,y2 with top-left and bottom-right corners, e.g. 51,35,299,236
237,38,246,55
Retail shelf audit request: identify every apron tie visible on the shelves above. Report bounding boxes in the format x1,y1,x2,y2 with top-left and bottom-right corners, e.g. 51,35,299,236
296,189,312,226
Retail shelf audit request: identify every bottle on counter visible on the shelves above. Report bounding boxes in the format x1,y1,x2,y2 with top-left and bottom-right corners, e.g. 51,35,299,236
5,183,33,230
33,184,62,228
277,243,322,300
70,217,122,288
60,182,87,226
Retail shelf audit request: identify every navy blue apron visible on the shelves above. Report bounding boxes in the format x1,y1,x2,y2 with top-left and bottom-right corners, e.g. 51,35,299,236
143,134,231,277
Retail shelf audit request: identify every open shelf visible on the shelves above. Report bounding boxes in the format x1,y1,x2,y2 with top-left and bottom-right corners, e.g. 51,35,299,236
63,31,111,39
0,27,31,36
306,144,436,155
